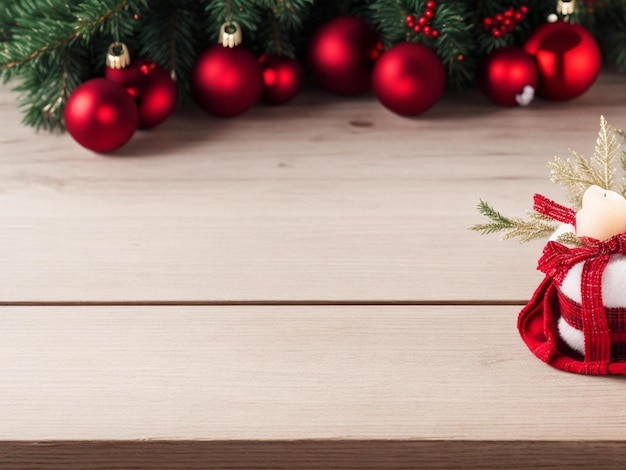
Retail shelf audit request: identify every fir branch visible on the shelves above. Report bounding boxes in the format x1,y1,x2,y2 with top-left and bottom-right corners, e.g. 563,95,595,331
255,0,314,58
471,200,557,243
204,0,263,43
0,1,133,73
471,199,515,234
0,0,146,129
136,0,204,105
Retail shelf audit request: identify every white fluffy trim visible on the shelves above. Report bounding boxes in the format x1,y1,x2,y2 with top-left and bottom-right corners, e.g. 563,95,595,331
557,316,585,356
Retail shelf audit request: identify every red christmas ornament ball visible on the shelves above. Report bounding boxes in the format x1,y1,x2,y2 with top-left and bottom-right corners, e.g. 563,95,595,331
105,59,177,129
523,21,601,101
479,46,538,106
259,55,303,105
64,78,138,153
308,16,380,95
191,45,263,117
372,42,446,116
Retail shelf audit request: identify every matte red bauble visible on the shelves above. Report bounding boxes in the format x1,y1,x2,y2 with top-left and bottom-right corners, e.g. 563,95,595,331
191,45,263,117
259,55,303,105
479,46,538,106
372,42,446,116
308,16,380,95
105,59,177,129
523,21,601,101
64,78,138,153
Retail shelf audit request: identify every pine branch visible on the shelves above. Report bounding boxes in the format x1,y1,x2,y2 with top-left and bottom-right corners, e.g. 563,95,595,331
0,0,147,129
471,200,556,242
255,0,315,58
0,1,140,74
136,0,205,105
204,0,263,45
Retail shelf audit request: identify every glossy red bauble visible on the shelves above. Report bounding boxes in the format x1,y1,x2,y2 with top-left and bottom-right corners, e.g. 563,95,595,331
524,21,601,101
308,16,380,95
191,45,263,117
64,78,138,153
372,42,446,116
105,59,177,129
259,55,303,105
479,46,538,106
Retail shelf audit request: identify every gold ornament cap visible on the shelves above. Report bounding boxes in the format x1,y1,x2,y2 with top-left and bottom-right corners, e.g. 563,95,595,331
106,42,131,69
219,22,242,48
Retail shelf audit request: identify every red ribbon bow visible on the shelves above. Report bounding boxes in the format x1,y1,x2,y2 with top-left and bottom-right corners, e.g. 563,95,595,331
533,194,626,372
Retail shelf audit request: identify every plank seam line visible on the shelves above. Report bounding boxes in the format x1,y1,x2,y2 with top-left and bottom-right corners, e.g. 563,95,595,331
0,300,528,307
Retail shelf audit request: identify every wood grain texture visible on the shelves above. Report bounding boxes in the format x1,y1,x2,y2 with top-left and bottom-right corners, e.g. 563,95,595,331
2,74,626,302
3,440,626,469
3,74,626,465
2,305,626,442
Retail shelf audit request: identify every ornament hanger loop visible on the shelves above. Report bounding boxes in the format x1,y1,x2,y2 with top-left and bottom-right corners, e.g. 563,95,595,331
106,42,131,69
219,21,242,48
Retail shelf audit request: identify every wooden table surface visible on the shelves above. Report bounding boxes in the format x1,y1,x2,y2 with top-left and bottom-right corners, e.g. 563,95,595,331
2,73,626,468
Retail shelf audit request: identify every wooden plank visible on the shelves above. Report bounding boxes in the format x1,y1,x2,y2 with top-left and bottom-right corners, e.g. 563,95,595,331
2,305,626,442
2,75,626,302
3,440,626,469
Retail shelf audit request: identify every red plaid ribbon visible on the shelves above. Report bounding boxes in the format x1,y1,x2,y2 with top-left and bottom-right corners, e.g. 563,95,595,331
534,194,626,372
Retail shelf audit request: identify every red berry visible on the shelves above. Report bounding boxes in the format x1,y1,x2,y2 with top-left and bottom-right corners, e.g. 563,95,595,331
405,15,413,23
503,18,511,26
499,24,508,33
426,0,436,9
418,16,428,26
520,5,528,14
431,29,439,38
424,9,434,19
492,28,501,38
413,24,422,33
504,8,514,18
483,17,493,29
514,11,523,21
494,13,503,22
423,25,432,35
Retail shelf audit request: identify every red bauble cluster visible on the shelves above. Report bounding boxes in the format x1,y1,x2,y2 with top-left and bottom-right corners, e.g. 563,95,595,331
259,55,302,105
372,42,446,116
105,59,177,129
191,45,263,117
308,16,381,95
482,5,528,38
405,1,439,38
523,20,601,101
65,47,177,153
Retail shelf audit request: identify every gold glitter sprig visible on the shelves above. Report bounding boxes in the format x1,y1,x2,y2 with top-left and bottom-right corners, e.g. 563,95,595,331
549,116,621,210
472,116,626,243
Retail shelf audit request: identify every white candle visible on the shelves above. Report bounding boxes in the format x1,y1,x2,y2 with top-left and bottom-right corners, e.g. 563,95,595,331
575,185,626,241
